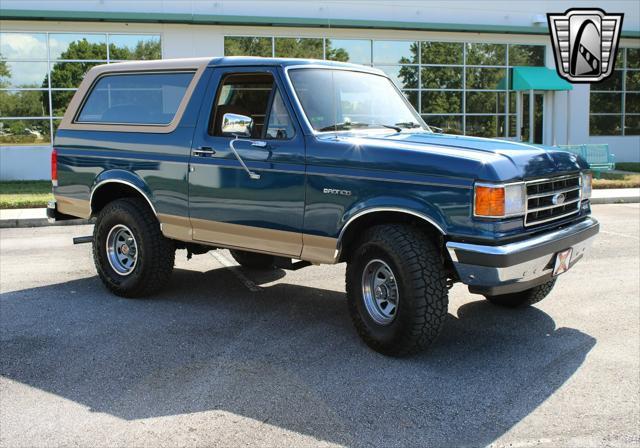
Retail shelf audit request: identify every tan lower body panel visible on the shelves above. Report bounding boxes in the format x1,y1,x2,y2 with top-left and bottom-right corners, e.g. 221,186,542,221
56,196,91,219
158,213,338,264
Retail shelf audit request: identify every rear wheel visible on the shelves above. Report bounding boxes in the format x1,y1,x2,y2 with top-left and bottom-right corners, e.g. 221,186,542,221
484,279,556,308
229,250,275,270
93,197,175,298
346,224,449,357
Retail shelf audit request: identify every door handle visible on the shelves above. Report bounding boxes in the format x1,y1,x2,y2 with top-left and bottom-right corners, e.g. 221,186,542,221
193,146,216,157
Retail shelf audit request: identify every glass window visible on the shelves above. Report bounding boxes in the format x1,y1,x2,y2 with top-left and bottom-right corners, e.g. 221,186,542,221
466,67,507,89
627,49,640,69
377,65,418,89
373,41,418,64
627,71,640,91
421,42,463,65
49,61,102,88
466,91,505,114
421,115,463,135
109,34,161,60
597,70,623,91
626,93,640,114
421,67,463,89
590,115,622,135
466,43,506,66
77,72,193,125
0,90,49,117
326,39,371,65
0,119,51,144
289,69,424,132
466,115,506,137
212,73,274,138
421,91,463,114
265,89,295,140
0,61,48,88
224,36,273,57
49,33,107,60
275,38,323,59
508,45,545,66
403,91,419,111
625,115,640,135
590,93,622,114
52,90,76,117
0,33,47,60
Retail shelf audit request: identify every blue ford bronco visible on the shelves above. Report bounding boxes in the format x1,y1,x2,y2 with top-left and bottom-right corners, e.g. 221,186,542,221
48,57,599,356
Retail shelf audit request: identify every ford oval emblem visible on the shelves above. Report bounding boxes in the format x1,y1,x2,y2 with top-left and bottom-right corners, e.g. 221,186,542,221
552,192,566,205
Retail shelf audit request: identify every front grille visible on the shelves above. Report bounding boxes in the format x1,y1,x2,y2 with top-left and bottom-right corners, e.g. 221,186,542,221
525,175,581,226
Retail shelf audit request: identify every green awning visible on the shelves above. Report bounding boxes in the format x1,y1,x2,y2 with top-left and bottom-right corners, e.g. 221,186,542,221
511,66,573,91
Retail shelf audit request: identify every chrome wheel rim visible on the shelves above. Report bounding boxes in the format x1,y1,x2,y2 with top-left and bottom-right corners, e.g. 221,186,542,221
361,259,399,325
106,224,138,276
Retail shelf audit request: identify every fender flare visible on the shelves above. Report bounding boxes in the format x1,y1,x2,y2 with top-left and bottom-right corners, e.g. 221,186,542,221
90,170,157,216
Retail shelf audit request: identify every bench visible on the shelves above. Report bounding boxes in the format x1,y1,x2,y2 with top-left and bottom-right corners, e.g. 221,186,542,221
557,144,616,178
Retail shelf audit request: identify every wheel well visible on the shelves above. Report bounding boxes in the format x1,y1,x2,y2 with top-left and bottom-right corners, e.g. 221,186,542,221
91,182,154,217
338,211,444,263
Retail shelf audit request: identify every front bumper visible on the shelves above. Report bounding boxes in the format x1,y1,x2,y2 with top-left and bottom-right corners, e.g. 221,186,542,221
446,217,599,296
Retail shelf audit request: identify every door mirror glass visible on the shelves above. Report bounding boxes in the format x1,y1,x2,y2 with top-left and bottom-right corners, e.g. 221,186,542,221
221,113,253,136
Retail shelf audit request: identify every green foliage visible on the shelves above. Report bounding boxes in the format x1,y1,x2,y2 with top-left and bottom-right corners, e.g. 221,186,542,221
616,162,640,173
275,38,324,59
224,37,272,57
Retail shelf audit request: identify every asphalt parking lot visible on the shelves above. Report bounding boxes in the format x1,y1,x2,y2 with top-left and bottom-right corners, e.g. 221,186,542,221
1,203,638,448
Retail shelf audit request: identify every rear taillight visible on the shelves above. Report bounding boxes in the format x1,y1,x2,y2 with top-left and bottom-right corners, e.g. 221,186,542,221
51,148,58,186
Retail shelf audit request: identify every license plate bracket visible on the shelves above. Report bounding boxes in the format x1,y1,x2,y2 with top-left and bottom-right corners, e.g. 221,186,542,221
553,248,573,276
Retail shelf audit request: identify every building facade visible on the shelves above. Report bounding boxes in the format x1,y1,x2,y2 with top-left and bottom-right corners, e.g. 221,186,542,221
1,1,639,180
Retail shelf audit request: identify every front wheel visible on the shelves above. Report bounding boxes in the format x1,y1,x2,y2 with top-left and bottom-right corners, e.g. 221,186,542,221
346,224,449,357
484,279,557,308
93,197,175,298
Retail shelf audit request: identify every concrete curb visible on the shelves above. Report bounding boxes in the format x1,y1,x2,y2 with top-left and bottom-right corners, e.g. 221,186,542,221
591,196,640,205
0,217,93,229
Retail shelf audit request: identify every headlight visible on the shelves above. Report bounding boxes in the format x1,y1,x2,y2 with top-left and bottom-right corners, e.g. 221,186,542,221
581,172,592,199
474,182,526,218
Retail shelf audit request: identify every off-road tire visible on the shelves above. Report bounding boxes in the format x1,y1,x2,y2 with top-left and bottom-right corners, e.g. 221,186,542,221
230,250,275,270
484,279,556,308
93,197,175,298
346,224,449,357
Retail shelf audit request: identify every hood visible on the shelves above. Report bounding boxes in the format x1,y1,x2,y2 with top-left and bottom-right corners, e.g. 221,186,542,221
318,131,587,181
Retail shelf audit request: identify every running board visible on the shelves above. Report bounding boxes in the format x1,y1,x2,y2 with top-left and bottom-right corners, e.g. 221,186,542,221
73,235,93,245
273,257,312,271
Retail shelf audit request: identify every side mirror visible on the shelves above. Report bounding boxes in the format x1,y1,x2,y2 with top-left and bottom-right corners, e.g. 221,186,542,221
222,113,253,136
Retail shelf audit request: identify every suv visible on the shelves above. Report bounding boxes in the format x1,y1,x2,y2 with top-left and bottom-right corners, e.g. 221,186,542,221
48,57,599,356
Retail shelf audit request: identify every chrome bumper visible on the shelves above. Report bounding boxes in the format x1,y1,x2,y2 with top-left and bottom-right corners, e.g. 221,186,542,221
446,217,599,295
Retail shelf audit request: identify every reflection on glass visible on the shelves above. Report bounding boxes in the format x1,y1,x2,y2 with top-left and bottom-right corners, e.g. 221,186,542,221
0,61,48,88
275,38,323,59
325,39,371,64
590,93,622,114
627,48,639,68
422,115,463,135
0,90,49,117
466,91,505,114
421,42,463,65
49,33,107,60
508,45,545,66
626,71,640,91
373,40,418,64
224,36,272,57
625,115,639,135
378,65,418,89
50,61,101,88
0,119,51,144
403,91,419,111
626,93,639,114
109,34,161,60
0,33,47,60
52,90,77,117
421,67,462,89
466,67,507,89
466,115,505,137
590,115,622,135
596,70,623,91
421,91,462,114
466,43,506,65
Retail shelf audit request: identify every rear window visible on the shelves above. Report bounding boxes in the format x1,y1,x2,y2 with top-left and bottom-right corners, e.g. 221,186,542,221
76,71,194,125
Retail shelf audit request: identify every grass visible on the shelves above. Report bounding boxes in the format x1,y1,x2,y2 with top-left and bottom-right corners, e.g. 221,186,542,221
615,162,640,173
592,172,640,189
0,181,53,209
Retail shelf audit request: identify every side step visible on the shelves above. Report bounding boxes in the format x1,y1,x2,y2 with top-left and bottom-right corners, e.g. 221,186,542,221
273,257,312,271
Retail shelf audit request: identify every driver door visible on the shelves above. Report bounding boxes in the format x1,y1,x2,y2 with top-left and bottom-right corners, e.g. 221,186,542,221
188,67,305,257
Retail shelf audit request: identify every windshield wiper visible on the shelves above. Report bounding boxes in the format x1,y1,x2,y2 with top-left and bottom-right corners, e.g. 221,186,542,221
394,121,422,129
319,122,372,132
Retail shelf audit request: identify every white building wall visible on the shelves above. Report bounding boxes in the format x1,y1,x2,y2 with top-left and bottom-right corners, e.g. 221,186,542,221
0,0,639,180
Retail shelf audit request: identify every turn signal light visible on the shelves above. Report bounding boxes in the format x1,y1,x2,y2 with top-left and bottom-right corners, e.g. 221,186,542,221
51,148,58,186
475,186,505,217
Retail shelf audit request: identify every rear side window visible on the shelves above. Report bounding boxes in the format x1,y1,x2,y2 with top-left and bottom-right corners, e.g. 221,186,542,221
76,72,194,125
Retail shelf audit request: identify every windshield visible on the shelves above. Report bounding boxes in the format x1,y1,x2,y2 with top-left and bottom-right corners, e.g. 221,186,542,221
288,68,428,133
